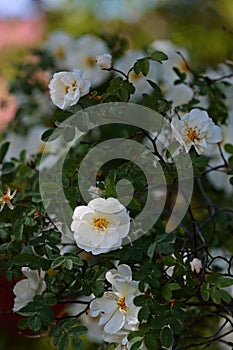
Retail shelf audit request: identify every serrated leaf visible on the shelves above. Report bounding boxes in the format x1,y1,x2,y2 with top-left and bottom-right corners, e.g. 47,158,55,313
64,258,73,270
28,315,42,332
51,256,65,269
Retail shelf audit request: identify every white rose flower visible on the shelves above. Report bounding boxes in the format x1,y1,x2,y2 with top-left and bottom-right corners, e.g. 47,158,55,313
149,39,191,87
65,34,111,87
190,258,202,273
71,198,130,255
42,30,74,68
114,50,159,101
171,109,222,155
96,53,112,69
89,264,141,339
48,69,91,110
13,267,46,312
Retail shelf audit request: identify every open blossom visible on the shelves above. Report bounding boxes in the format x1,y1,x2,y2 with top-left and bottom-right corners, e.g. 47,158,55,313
42,30,74,68
90,264,141,343
13,267,46,312
48,69,91,110
0,187,17,212
96,53,112,69
190,258,202,273
65,34,111,87
71,197,130,255
171,109,222,155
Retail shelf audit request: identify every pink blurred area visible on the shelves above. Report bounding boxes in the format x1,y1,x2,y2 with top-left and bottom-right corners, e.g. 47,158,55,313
0,17,45,48
0,79,18,132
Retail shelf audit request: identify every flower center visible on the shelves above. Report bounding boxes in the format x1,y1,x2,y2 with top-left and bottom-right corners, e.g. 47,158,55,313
130,71,143,81
93,217,109,231
85,56,96,67
180,61,189,73
1,194,10,203
117,296,128,311
186,127,200,142
55,47,65,59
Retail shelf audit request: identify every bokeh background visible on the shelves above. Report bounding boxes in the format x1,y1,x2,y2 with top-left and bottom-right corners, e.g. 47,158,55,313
0,0,232,349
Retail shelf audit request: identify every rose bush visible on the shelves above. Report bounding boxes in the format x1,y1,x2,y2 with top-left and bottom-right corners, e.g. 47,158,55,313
0,32,232,350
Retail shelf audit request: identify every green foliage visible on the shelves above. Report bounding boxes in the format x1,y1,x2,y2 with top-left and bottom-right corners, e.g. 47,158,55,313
0,31,232,350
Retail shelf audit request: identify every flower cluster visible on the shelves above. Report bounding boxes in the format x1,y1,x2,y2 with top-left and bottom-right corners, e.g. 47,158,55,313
0,30,232,350
89,264,141,348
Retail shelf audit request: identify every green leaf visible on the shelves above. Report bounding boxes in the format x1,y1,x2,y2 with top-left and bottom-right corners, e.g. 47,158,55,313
41,128,56,142
14,221,24,241
218,289,231,303
144,333,159,350
215,277,233,288
200,283,210,301
210,286,221,305
224,143,233,154
138,58,150,76
160,326,174,349
51,256,65,269
130,340,143,350
138,305,150,322
64,258,73,270
161,284,172,301
0,141,10,162
169,318,183,334
151,316,168,330
134,295,149,307
147,242,156,258
40,307,54,329
57,334,69,350
93,281,105,297
1,162,15,175
28,315,42,332
128,330,145,342
150,51,168,62
18,317,29,330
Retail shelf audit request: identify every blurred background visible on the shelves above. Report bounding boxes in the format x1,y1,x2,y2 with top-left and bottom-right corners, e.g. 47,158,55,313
0,0,232,349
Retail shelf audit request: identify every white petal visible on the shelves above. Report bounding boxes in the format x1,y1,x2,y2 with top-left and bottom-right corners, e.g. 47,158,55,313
104,309,125,334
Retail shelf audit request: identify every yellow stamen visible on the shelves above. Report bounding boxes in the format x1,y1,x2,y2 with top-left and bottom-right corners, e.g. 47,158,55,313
85,56,96,67
2,194,11,203
117,297,128,311
55,47,65,59
93,217,109,231
186,127,200,142
130,71,143,81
